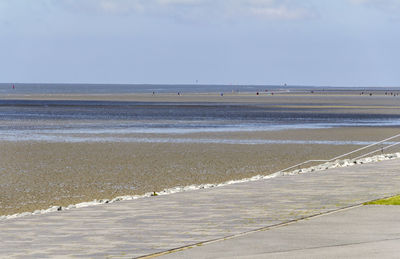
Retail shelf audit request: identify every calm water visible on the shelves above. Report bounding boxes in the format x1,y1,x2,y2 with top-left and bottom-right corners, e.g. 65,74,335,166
2,83,400,143
2,99,400,143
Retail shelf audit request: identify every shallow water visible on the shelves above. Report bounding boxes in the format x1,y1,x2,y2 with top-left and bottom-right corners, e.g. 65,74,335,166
2,99,400,141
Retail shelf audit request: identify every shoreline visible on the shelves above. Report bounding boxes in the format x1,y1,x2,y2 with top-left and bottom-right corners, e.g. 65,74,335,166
2,152,399,221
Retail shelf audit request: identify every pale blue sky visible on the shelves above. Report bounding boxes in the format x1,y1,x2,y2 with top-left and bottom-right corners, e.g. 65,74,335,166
0,0,399,86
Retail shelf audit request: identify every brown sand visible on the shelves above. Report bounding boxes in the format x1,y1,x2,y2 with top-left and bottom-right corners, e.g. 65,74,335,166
1,126,400,215
114,127,400,142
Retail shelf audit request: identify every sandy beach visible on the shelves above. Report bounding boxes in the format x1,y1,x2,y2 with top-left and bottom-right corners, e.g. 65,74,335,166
1,126,399,215
1,92,400,215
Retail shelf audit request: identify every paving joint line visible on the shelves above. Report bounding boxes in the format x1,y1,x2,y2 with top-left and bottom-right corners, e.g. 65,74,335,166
137,203,370,258
262,236,400,255
138,192,400,259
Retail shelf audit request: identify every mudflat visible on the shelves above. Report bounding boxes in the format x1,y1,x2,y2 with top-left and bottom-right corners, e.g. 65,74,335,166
1,92,400,215
2,127,399,215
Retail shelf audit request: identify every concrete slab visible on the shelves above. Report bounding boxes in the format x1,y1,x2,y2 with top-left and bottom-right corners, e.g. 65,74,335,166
162,205,400,259
1,159,400,258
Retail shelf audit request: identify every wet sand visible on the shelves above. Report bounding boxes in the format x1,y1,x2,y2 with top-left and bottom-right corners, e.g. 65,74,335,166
1,126,400,216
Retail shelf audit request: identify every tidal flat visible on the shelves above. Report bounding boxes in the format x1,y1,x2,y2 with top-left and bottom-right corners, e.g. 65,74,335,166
1,127,400,215
1,91,400,215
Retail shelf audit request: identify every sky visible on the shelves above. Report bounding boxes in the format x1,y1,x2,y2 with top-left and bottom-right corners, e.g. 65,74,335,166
0,0,399,86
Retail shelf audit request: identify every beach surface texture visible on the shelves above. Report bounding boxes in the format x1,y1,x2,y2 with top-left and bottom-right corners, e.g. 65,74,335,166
1,156,400,258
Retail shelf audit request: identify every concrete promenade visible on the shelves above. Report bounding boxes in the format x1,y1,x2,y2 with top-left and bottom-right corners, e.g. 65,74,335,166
163,205,400,259
1,159,400,258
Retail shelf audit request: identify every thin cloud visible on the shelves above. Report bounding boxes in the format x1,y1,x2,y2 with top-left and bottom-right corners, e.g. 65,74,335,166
248,5,312,20
52,0,316,21
350,0,400,15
